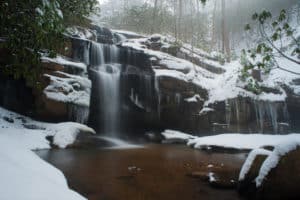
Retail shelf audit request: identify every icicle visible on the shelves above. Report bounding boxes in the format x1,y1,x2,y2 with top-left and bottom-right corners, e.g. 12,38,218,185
68,105,89,124
175,93,181,105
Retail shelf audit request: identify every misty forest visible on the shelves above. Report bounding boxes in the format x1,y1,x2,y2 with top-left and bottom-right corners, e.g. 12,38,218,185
1,0,300,199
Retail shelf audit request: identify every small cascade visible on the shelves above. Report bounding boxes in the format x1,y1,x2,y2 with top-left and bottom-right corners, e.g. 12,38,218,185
90,42,120,65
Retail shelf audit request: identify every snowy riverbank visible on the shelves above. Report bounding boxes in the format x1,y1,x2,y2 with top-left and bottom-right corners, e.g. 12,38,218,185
0,107,95,200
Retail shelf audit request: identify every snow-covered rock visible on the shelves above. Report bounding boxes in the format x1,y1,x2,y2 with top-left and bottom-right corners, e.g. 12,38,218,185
42,55,87,74
238,140,300,200
43,71,91,107
0,107,95,148
255,140,300,187
162,130,300,150
161,129,196,143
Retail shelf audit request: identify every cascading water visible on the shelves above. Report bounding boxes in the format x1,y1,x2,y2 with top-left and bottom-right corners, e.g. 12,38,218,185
90,42,121,136
96,64,121,135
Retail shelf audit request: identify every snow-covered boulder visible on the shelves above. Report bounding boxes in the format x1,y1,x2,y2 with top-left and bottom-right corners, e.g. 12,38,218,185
36,70,91,123
161,129,196,144
238,140,300,200
48,122,96,148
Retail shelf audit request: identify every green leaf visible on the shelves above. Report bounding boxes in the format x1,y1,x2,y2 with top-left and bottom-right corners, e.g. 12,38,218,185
245,24,251,31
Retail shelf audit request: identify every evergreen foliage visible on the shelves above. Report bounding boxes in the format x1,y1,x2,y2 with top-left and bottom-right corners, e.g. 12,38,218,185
0,0,97,87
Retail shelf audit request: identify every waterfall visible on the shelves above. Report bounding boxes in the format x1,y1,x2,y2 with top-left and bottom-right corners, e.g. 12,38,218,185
90,42,119,65
96,64,121,135
90,42,121,136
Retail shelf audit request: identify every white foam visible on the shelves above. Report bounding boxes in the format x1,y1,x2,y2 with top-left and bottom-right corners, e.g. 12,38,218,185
97,136,143,149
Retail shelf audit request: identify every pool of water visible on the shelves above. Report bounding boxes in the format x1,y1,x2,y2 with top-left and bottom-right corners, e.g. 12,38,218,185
36,144,246,200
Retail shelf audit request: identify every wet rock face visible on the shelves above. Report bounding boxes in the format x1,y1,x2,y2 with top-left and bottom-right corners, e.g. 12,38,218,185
0,34,91,123
0,74,35,116
156,76,208,133
207,97,291,134
72,38,90,64
91,25,114,44
284,84,300,131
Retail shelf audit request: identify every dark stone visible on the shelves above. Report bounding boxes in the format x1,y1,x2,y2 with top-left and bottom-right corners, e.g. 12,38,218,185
3,116,14,123
90,25,114,44
23,124,46,130
150,35,162,42
252,69,262,82
283,84,300,131
0,74,35,117
144,132,164,143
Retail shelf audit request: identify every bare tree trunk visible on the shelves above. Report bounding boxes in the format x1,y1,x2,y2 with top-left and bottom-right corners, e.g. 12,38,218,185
221,0,230,62
178,0,183,40
211,0,217,50
151,0,159,34
173,0,178,40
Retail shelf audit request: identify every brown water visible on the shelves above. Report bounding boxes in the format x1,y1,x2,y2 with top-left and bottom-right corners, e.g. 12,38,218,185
36,144,246,200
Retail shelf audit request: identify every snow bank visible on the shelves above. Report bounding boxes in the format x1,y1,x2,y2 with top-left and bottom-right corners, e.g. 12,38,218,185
239,149,272,181
0,137,86,200
255,139,300,187
0,107,94,200
162,130,300,150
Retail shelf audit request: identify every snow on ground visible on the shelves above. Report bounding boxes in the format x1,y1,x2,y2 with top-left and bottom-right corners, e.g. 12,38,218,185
0,138,86,200
0,107,95,199
162,130,300,150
